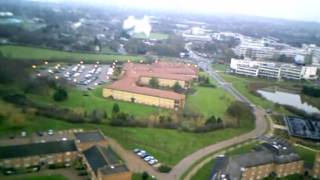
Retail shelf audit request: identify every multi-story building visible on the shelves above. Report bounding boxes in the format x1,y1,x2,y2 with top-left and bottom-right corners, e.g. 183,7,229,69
313,153,320,178
0,140,79,174
210,139,304,180
230,58,318,80
103,61,198,109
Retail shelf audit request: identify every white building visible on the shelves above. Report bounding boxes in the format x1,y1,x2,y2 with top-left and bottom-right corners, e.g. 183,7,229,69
230,58,318,80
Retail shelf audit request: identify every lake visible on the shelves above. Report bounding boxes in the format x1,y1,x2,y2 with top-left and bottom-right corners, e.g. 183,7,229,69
257,89,320,114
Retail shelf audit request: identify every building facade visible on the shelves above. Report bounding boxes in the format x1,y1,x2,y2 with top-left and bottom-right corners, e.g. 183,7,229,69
0,140,79,174
230,58,318,80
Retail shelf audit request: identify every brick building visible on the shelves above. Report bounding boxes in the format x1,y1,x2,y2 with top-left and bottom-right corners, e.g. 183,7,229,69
103,61,198,109
0,140,78,174
210,139,304,180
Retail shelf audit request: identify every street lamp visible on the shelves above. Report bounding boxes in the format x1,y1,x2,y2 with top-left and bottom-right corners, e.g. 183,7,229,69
32,65,37,69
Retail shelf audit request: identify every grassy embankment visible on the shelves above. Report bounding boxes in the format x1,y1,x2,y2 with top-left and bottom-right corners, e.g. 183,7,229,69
0,45,144,62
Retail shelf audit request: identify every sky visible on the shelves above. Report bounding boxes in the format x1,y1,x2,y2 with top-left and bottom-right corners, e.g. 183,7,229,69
33,0,320,22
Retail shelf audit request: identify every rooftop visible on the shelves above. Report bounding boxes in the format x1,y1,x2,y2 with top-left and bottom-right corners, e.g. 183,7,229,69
83,145,128,175
74,131,105,143
106,61,198,100
0,140,77,159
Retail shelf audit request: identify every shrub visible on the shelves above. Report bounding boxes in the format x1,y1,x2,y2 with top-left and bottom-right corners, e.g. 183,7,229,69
53,88,68,101
158,164,172,173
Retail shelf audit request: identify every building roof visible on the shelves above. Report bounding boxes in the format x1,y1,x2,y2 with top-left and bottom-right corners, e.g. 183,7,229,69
83,145,128,175
0,140,77,159
106,61,197,100
74,131,105,143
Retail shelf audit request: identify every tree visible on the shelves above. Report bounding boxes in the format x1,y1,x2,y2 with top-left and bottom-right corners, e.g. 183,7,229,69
173,82,183,92
112,103,120,114
149,77,159,88
53,88,68,101
91,109,105,123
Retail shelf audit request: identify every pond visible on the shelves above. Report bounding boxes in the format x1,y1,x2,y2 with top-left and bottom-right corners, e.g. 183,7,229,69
257,89,320,114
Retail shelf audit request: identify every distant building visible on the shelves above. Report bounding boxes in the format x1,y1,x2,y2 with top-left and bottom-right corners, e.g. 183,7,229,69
230,58,318,80
103,61,198,109
284,116,320,141
0,140,78,174
210,139,304,180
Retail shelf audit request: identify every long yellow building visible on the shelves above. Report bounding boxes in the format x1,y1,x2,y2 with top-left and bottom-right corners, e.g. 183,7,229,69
103,61,197,109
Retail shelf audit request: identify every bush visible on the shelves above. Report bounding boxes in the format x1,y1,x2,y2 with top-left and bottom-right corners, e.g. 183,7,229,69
158,165,172,173
53,88,68,101
78,171,88,176
302,85,320,98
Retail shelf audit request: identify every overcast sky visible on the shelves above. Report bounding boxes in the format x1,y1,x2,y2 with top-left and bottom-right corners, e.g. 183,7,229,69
34,0,320,22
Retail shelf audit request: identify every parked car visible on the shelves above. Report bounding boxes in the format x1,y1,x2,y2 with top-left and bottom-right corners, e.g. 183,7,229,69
48,129,54,136
148,159,158,165
36,131,44,136
144,156,154,161
133,148,141,153
21,131,27,137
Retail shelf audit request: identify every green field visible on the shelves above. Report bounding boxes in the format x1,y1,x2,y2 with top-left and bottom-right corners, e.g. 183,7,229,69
1,174,68,180
186,86,234,118
28,87,168,118
293,145,318,165
211,63,228,72
133,32,169,40
0,45,144,62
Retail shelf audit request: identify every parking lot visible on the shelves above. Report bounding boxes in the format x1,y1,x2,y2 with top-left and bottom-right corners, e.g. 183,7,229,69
36,61,115,90
133,148,161,168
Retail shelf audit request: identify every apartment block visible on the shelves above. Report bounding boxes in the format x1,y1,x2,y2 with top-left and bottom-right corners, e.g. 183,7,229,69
0,140,78,172
230,58,318,80
103,61,197,109
210,139,304,180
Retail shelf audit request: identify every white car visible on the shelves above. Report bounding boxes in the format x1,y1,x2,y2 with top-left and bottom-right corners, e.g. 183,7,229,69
148,159,158,165
48,129,54,136
144,156,154,161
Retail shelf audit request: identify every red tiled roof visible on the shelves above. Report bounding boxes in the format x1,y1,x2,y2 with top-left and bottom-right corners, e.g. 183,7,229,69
106,61,198,100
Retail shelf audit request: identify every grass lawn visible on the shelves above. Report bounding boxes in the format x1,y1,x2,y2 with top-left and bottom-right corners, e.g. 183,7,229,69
190,159,215,180
293,145,317,165
133,32,169,40
0,108,253,166
186,86,234,118
28,87,168,118
0,45,144,62
1,174,68,180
